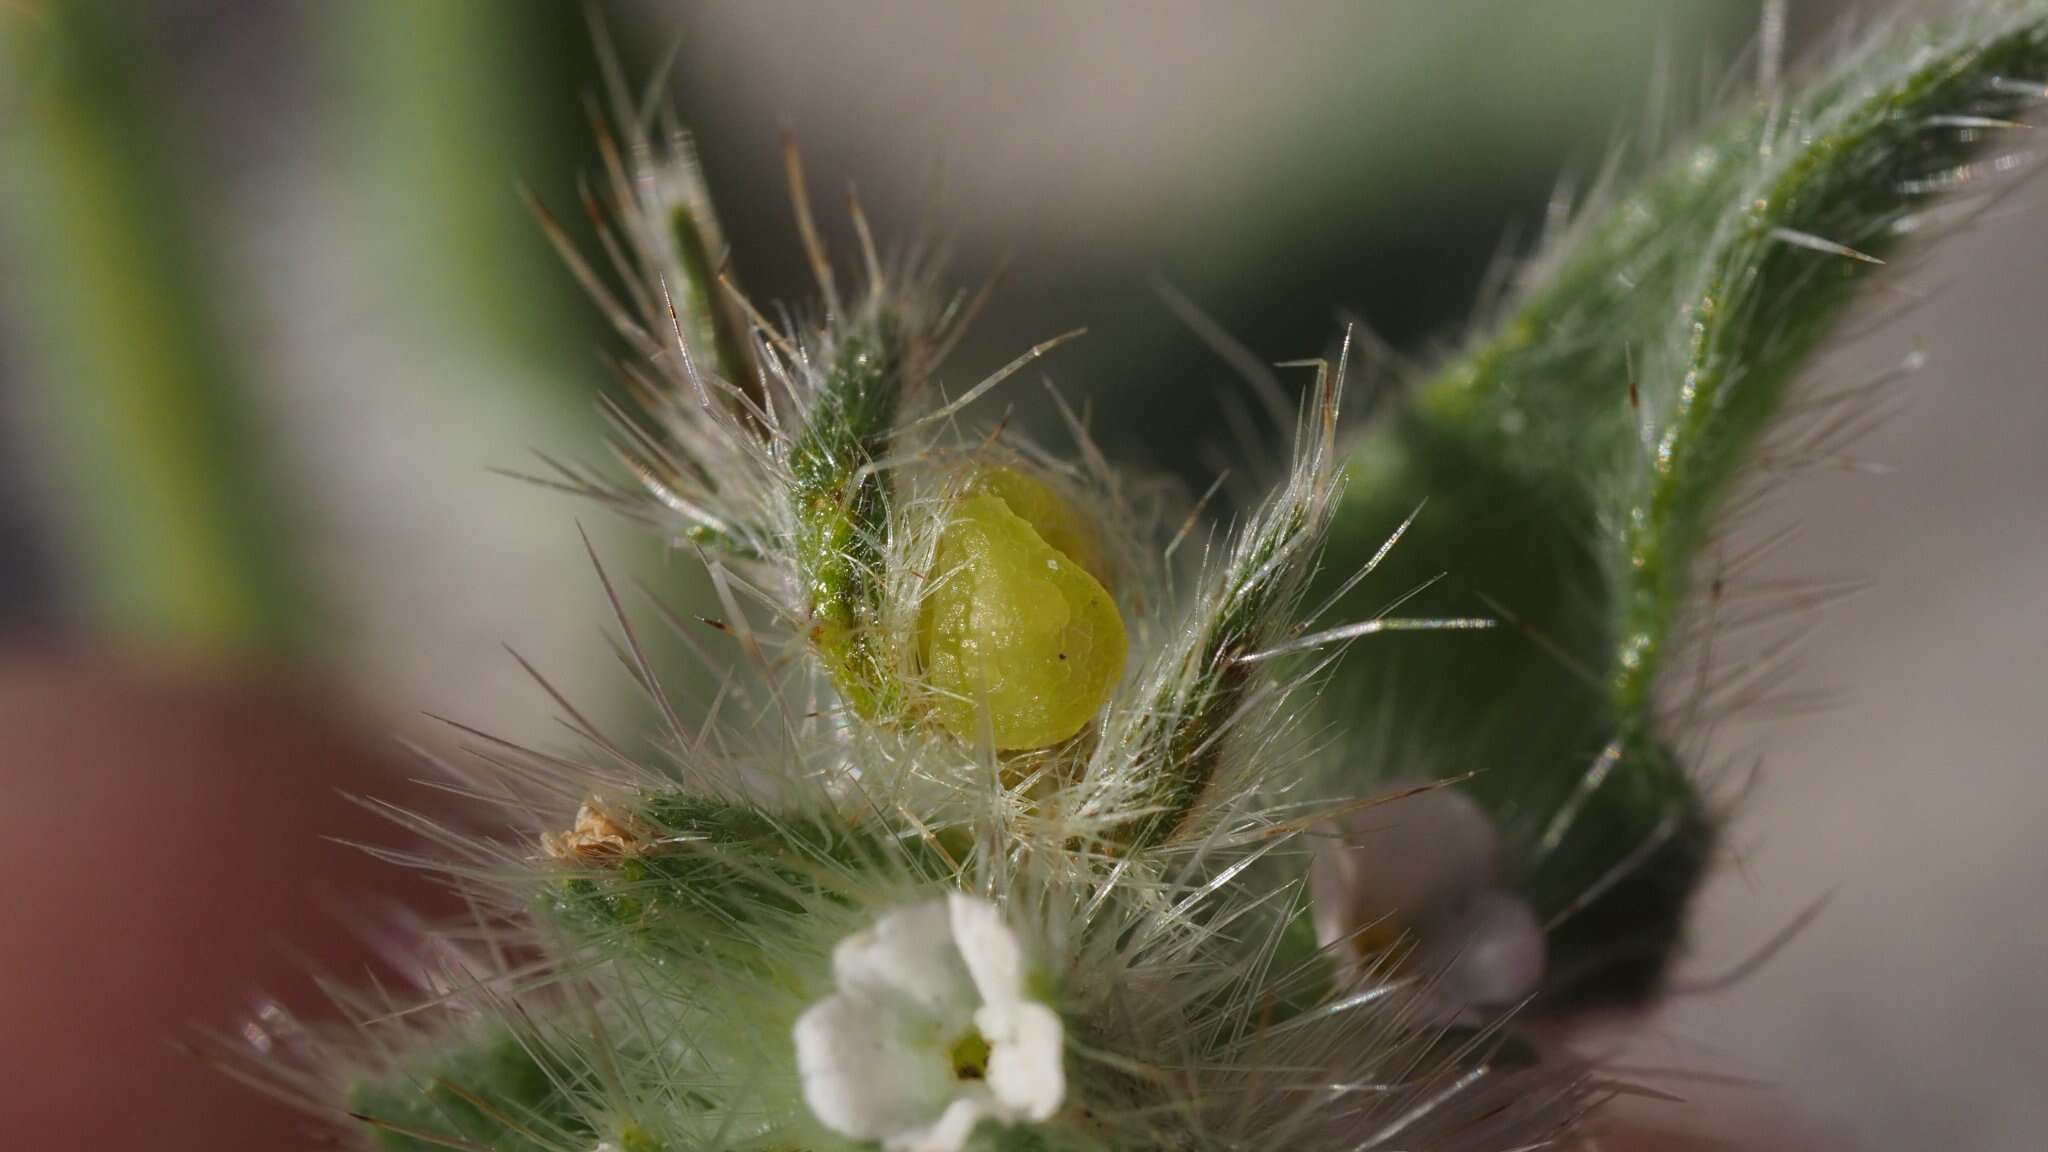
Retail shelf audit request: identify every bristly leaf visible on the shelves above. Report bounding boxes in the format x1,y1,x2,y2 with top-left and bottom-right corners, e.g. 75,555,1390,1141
1320,7,2048,1005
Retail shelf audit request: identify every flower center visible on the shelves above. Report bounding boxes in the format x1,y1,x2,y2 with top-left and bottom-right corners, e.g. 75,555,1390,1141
948,1028,991,1081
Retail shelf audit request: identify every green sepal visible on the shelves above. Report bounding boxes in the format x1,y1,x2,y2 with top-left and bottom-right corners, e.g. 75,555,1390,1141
669,204,761,404
791,312,908,717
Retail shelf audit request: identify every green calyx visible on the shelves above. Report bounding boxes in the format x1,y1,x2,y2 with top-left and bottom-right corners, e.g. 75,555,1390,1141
790,312,907,718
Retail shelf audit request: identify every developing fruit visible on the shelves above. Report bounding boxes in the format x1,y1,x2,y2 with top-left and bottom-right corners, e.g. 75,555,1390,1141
920,469,1125,748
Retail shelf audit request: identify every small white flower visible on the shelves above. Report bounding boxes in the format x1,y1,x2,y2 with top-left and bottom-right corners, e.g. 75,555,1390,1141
1310,784,1544,1009
795,893,1065,1152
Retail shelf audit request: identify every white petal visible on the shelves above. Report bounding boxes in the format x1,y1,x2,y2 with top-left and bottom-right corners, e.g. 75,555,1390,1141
794,993,953,1141
948,892,1024,1009
1311,784,1499,952
981,1001,1065,1122
885,1095,990,1152
836,899,977,1023
1428,890,1545,1007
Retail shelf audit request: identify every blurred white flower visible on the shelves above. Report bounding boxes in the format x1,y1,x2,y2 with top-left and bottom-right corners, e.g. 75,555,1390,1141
795,893,1064,1152
1310,784,1544,1009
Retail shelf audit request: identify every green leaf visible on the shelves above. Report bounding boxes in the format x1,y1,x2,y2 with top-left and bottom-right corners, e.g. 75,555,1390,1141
1319,9,2048,1005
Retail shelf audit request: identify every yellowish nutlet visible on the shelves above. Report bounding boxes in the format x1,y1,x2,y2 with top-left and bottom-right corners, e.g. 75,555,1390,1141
920,468,1126,749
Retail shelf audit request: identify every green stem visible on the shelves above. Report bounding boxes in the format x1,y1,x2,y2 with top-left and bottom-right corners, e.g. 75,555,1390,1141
4,1,303,653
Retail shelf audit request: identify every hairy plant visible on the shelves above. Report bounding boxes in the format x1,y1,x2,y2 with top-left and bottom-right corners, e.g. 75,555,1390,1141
233,6,2048,1151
